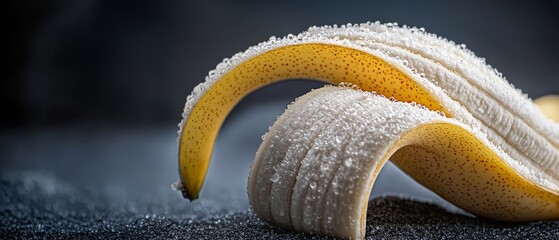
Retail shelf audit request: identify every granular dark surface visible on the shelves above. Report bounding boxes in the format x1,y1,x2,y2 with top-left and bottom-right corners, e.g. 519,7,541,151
2,172,558,239
1,110,558,240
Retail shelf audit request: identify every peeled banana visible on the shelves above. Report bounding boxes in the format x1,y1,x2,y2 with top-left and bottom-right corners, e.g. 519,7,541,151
174,22,559,239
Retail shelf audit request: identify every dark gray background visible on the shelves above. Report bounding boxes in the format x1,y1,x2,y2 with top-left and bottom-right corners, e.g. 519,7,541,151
3,0,559,238
5,0,559,127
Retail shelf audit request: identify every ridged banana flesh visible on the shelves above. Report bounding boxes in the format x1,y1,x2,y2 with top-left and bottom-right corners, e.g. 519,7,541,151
249,86,559,239
174,22,559,239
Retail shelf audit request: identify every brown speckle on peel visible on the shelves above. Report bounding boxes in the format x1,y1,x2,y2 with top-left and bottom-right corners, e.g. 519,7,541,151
391,123,559,221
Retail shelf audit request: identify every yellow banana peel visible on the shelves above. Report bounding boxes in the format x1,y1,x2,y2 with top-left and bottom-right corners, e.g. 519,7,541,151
535,95,559,122
173,22,559,239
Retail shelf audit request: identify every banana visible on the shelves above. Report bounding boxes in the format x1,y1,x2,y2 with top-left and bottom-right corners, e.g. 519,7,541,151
174,22,559,239
535,95,559,122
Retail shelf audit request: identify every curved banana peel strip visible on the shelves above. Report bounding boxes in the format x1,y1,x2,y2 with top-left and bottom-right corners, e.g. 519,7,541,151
249,86,559,239
174,22,559,238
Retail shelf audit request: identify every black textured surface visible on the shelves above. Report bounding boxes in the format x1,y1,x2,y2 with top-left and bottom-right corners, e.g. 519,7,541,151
2,172,558,239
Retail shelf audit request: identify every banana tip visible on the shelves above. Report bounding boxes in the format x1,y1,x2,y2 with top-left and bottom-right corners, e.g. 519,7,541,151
171,180,198,201
182,189,197,202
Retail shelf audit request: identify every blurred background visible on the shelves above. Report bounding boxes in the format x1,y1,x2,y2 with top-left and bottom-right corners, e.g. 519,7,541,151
3,0,559,217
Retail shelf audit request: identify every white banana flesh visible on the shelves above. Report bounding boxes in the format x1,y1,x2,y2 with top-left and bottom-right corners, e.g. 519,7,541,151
248,86,446,238
248,86,558,239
